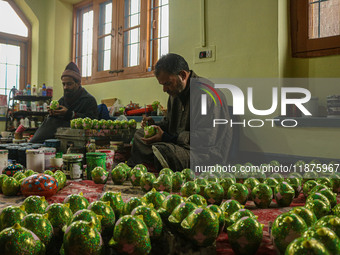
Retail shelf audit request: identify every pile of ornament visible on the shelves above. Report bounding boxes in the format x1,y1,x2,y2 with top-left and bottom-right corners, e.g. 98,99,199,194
0,167,66,197
271,183,340,255
104,160,340,209
0,163,265,255
70,118,137,130
0,189,251,254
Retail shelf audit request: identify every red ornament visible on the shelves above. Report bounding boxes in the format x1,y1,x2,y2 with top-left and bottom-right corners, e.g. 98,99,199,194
21,174,58,197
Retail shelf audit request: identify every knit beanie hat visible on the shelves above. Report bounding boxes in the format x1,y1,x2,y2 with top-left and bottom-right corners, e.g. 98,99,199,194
61,62,81,83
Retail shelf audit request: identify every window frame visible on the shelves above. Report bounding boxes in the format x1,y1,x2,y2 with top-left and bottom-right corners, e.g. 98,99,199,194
0,0,31,90
73,0,162,85
290,0,340,58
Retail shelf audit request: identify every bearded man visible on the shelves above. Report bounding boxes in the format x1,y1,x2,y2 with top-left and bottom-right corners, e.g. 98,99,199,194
128,53,232,172
30,62,98,143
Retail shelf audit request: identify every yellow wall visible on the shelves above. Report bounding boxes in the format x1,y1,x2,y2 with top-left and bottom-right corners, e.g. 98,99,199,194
11,0,340,159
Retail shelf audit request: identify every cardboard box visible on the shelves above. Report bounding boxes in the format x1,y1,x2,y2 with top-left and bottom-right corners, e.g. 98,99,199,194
101,98,117,107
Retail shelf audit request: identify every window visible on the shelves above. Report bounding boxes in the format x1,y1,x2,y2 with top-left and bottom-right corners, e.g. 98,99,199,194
0,0,31,94
73,0,169,84
291,0,340,57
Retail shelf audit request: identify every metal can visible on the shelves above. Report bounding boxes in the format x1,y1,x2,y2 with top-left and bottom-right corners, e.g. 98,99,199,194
86,152,106,180
62,154,83,180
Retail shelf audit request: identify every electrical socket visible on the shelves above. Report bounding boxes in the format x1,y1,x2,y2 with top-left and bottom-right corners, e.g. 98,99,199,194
194,45,216,64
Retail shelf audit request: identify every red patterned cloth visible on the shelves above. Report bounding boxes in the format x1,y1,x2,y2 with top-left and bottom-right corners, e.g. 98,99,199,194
46,180,105,204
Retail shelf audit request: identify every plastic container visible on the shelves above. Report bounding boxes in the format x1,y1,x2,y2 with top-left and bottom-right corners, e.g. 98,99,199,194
0,150,8,174
63,154,83,180
44,139,61,150
42,83,47,96
18,147,30,166
96,149,114,172
50,157,63,172
26,149,45,172
46,87,53,97
7,145,19,161
41,147,56,170
32,84,37,96
86,152,106,180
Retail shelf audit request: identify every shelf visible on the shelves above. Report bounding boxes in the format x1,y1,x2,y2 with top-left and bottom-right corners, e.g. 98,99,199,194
13,111,49,117
12,95,52,101
274,116,340,127
110,116,164,122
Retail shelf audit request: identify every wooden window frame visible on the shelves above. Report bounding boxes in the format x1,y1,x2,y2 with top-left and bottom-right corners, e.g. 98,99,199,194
291,0,340,58
0,0,31,90
72,0,164,85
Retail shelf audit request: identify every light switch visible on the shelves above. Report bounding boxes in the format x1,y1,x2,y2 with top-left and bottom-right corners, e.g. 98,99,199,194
194,46,216,63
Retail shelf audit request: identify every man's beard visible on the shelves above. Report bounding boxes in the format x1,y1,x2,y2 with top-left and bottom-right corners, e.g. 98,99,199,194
173,78,185,96
64,89,76,97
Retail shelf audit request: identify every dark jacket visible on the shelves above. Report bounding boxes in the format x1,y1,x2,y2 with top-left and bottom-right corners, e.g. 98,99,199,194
30,88,98,143
158,71,232,168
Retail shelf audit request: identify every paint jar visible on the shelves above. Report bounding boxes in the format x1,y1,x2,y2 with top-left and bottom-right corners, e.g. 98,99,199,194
0,150,8,174
26,149,45,172
41,147,56,170
44,139,61,150
50,157,63,172
86,152,106,180
62,154,83,180
96,149,115,172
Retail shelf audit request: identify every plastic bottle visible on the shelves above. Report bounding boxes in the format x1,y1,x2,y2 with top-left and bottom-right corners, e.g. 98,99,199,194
32,84,37,96
24,117,30,128
38,84,42,96
43,102,48,112
20,118,25,126
42,83,47,96
31,101,37,112
47,87,53,97
26,84,31,95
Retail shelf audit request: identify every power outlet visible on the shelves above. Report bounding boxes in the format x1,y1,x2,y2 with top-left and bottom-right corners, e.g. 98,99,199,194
194,45,216,64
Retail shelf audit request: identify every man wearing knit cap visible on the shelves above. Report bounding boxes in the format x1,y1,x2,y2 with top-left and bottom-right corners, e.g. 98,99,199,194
30,62,98,143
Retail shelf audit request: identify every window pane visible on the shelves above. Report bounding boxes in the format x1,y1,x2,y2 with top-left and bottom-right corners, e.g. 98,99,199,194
98,36,111,71
81,10,93,77
159,4,169,38
0,44,20,95
99,1,112,36
0,1,28,37
149,0,169,67
124,28,140,67
124,0,140,29
159,37,169,57
309,0,340,39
